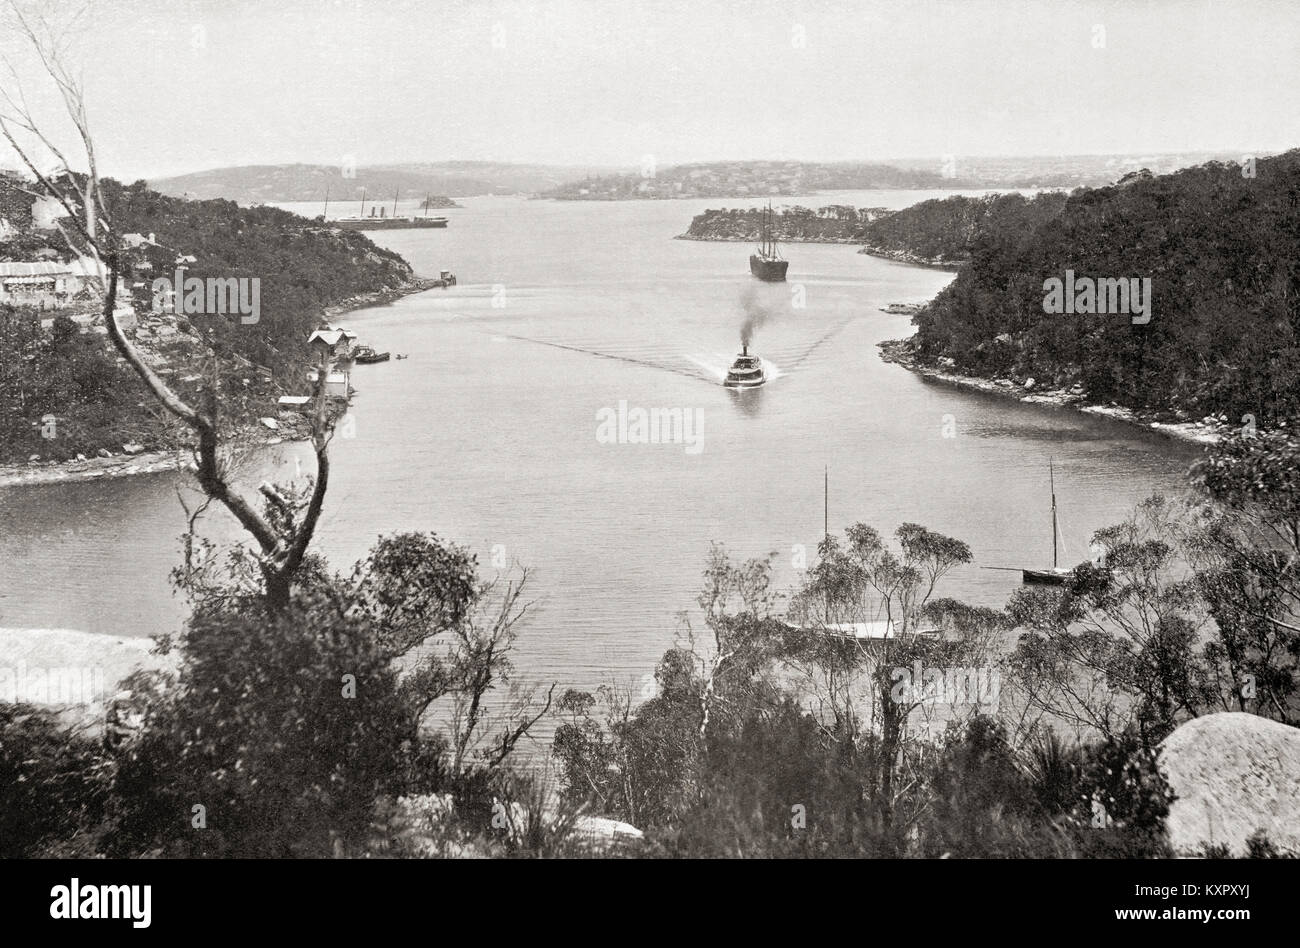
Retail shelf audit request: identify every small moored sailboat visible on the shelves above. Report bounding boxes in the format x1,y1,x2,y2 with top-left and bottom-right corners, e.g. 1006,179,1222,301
1022,459,1074,585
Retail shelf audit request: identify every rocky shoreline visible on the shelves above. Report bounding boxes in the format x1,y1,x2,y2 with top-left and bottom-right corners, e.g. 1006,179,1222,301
0,278,438,490
857,246,963,270
0,447,190,489
879,302,926,316
674,233,864,244
877,332,1227,446
320,275,443,320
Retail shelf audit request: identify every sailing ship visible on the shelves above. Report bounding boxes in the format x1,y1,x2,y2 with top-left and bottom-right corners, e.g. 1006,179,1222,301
723,343,766,388
1022,459,1074,585
749,200,789,282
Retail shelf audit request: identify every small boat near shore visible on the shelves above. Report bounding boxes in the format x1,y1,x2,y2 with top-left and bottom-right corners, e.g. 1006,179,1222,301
724,344,766,388
981,460,1079,584
1022,459,1074,585
353,345,390,364
1022,566,1073,585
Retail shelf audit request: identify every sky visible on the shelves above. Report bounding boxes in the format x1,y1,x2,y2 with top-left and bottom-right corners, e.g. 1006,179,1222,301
0,0,1297,179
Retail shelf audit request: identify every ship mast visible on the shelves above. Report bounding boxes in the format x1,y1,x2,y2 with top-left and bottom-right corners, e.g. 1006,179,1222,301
322,185,329,220
359,187,367,219
392,189,399,218
1050,458,1058,570
823,465,830,618
768,200,775,258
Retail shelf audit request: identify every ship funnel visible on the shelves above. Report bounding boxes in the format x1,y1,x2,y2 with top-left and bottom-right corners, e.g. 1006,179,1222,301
742,342,748,356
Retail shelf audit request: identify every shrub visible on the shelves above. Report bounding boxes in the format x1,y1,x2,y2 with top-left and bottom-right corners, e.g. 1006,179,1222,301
107,588,419,858
0,704,112,858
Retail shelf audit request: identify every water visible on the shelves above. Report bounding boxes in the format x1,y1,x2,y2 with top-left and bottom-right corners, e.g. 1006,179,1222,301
0,190,1201,709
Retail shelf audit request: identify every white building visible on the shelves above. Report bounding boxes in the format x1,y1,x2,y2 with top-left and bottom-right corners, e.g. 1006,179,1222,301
0,256,126,310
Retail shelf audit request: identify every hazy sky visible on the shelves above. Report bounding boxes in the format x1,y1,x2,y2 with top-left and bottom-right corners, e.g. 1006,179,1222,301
1,0,1297,179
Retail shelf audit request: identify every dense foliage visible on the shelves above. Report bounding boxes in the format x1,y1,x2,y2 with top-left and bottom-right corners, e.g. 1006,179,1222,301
552,530,1181,857
0,309,156,462
104,178,416,379
0,704,111,858
0,527,560,859
682,204,891,242
909,151,1300,421
857,191,1068,263
0,178,418,464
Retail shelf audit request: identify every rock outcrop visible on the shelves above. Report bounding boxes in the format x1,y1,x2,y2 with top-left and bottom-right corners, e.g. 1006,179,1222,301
0,627,170,730
1158,712,1300,856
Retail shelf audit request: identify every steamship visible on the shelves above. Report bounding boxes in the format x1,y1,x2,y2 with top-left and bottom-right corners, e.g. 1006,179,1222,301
332,212,448,231
326,189,449,231
723,344,766,388
749,200,789,282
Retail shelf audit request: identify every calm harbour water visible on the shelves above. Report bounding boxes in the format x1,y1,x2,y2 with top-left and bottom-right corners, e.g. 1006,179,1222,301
0,190,1200,709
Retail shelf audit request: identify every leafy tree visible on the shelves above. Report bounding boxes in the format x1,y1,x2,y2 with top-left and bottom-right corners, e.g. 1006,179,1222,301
1008,496,1213,746
108,587,416,858
111,530,550,857
556,529,1004,855
1190,426,1300,723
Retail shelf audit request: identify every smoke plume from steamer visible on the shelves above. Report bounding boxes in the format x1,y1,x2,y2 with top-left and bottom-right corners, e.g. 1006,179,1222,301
739,285,774,349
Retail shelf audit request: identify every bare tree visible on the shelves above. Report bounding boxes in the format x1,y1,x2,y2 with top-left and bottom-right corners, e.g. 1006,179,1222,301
411,567,556,776
0,2,333,611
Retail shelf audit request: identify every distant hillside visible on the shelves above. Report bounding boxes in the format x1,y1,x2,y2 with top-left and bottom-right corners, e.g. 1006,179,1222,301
857,191,1069,266
150,164,463,205
149,161,614,204
383,161,617,195
679,204,894,243
902,150,1300,423
883,151,1257,189
544,161,959,200
541,154,1255,200
154,154,1263,206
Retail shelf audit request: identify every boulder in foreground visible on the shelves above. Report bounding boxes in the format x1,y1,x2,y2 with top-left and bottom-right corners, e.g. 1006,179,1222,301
1159,712,1300,856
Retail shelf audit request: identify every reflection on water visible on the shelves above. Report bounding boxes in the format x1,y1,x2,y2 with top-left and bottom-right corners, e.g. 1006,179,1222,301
727,384,766,417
